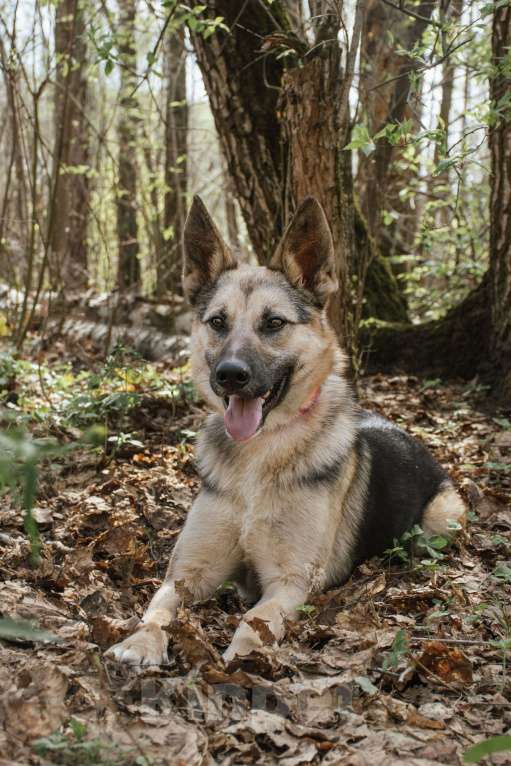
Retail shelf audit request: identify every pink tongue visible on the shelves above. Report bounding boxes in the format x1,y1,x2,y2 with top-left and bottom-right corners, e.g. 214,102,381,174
224,396,263,442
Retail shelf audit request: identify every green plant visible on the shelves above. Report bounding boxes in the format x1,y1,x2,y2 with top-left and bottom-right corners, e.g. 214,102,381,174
383,629,409,671
0,429,59,566
463,735,511,764
383,524,424,565
32,719,150,766
0,617,61,643
0,425,105,566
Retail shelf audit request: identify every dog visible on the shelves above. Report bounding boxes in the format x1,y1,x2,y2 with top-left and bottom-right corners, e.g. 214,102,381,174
106,196,466,665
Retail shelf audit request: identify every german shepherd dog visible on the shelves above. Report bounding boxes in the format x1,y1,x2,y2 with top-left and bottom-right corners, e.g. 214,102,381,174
107,196,466,665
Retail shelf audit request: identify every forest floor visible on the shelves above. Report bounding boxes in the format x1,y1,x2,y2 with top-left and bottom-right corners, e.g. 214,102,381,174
0,337,510,766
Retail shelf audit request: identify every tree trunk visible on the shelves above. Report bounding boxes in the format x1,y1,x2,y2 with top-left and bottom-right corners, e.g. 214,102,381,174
51,0,89,289
190,0,407,346
0,38,28,284
116,0,140,290
489,2,511,402
279,51,354,340
189,1,287,264
365,4,511,404
433,0,463,168
362,276,492,378
158,28,188,296
358,0,435,257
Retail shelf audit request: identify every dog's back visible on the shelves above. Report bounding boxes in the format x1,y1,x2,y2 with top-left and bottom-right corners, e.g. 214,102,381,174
352,411,465,563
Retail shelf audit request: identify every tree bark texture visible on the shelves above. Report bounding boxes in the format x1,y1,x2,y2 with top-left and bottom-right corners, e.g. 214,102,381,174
190,0,407,345
355,5,511,403
190,1,287,264
158,28,188,295
279,52,354,339
358,0,436,257
489,2,511,402
51,0,89,288
116,0,140,290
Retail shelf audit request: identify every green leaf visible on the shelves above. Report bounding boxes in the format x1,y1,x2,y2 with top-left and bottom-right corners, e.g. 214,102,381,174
426,535,449,550
344,124,375,156
69,718,88,740
493,563,511,582
464,735,511,763
433,157,458,176
490,638,511,651
0,617,61,643
355,675,378,695
383,629,409,670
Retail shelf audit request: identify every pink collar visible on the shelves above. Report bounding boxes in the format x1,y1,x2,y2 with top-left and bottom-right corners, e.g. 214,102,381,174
299,386,321,415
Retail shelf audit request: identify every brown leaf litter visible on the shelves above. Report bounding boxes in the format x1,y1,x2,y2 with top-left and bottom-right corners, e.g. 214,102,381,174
0,357,510,765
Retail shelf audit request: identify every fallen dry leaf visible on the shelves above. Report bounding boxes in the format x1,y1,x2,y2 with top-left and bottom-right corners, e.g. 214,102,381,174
416,641,473,685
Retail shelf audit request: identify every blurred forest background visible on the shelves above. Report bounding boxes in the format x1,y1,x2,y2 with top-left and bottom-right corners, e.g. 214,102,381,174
0,0,509,400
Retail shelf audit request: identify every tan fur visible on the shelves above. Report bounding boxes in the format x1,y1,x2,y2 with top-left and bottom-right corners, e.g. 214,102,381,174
106,265,361,664
422,480,467,536
106,199,465,667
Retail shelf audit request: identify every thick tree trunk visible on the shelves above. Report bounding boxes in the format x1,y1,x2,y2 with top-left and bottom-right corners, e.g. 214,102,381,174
158,28,188,296
189,1,287,264
489,3,511,402
365,3,511,403
116,0,140,290
362,276,492,378
51,0,89,288
279,52,354,340
190,0,406,345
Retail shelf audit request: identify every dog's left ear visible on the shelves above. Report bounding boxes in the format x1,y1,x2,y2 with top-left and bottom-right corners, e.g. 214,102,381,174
183,196,237,304
270,197,338,305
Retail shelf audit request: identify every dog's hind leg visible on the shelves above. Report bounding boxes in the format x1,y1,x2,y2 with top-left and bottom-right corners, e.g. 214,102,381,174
106,491,242,666
422,481,467,537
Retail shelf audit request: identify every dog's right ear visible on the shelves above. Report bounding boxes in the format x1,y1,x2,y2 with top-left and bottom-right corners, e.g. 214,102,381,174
270,197,338,306
183,196,237,305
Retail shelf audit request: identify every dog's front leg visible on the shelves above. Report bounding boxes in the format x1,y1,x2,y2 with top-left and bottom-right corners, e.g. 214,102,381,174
223,581,308,662
223,491,332,663
106,491,242,666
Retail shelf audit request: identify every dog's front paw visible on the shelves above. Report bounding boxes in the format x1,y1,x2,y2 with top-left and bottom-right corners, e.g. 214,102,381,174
105,623,168,666
222,620,264,663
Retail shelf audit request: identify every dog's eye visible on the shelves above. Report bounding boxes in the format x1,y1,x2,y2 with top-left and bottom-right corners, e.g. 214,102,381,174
265,317,286,331
208,315,226,331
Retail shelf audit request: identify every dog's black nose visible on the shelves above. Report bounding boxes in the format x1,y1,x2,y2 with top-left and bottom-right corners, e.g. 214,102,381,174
215,359,250,392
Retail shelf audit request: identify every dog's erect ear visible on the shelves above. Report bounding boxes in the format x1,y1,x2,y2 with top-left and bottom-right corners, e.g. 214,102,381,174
270,197,338,305
183,196,237,304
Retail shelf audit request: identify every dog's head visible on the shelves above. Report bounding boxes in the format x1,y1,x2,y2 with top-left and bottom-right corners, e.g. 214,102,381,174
183,196,339,442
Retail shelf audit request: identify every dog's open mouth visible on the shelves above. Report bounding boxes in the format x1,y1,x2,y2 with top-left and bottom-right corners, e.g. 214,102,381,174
223,371,291,442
